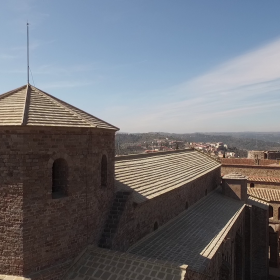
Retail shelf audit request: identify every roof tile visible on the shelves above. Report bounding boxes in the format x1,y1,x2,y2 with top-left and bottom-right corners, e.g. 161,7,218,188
248,188,280,202
0,84,118,130
115,150,221,203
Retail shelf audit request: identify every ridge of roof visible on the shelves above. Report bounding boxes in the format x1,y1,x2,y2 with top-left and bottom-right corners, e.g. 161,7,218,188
31,85,119,130
115,148,194,161
0,84,119,130
223,172,248,180
22,84,30,125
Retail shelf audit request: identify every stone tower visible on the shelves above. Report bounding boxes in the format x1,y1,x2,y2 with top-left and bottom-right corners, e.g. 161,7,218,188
0,84,118,279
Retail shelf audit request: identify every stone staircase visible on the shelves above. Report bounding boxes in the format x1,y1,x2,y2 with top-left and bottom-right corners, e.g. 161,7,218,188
98,191,131,249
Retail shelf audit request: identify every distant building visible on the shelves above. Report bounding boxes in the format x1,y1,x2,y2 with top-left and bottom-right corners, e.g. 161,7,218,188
248,150,280,160
221,157,280,269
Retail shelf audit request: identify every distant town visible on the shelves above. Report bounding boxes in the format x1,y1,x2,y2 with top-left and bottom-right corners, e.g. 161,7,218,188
115,132,280,159
116,138,245,159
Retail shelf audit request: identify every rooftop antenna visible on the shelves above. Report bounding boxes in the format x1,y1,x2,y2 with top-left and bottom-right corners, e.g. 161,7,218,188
27,21,29,84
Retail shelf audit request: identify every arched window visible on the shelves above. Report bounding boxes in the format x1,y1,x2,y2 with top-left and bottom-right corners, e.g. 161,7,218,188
153,221,158,231
250,183,254,188
52,158,68,199
269,205,273,218
101,155,107,187
185,201,189,210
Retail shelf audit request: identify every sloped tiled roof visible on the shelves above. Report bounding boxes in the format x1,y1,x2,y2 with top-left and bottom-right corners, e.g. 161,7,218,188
248,188,280,202
66,246,186,280
128,188,245,273
0,84,118,130
248,176,280,184
115,150,221,203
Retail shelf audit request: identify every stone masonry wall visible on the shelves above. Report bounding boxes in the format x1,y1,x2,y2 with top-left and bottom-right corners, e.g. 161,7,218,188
248,151,265,160
247,182,280,190
203,210,245,280
222,165,280,178
0,184,23,275
251,205,269,279
221,158,277,166
184,203,267,280
112,167,221,251
0,127,116,279
268,152,280,160
270,202,280,222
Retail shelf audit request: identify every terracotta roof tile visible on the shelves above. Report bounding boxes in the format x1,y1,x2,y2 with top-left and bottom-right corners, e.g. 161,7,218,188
248,188,280,202
248,176,280,183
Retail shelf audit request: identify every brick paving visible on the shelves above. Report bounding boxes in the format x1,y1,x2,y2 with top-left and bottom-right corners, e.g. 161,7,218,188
115,149,220,203
66,247,186,280
128,187,244,273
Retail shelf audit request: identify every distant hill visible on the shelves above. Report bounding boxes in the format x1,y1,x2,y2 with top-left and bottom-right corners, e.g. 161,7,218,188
205,132,280,144
116,132,280,152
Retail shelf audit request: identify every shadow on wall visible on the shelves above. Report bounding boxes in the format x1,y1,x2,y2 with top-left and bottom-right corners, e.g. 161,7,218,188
115,180,147,202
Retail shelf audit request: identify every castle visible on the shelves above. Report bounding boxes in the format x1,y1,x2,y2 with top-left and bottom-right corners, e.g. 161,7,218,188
0,84,269,280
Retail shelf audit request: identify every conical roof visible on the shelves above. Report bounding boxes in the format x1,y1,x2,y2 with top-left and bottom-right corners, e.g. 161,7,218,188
0,84,119,130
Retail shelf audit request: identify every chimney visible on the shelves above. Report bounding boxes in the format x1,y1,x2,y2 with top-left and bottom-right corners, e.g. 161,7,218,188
222,172,248,203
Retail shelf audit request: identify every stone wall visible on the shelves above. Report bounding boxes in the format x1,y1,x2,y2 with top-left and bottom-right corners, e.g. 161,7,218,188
201,203,268,280
247,182,280,190
251,205,269,279
112,167,221,251
0,127,116,279
200,209,245,280
248,151,265,160
268,202,280,222
221,158,277,166
267,152,280,160
222,165,280,178
246,150,280,160
0,183,23,275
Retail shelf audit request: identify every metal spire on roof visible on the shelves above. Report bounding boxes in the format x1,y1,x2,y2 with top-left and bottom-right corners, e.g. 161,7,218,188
27,22,29,84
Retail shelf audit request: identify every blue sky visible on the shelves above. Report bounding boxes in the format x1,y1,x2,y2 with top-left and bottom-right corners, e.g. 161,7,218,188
1,1,280,133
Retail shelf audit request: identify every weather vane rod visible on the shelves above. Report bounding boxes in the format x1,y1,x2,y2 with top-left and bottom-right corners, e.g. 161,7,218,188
27,22,29,84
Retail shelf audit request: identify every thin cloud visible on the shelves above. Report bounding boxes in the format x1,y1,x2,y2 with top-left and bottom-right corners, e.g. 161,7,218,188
117,38,280,132
179,37,280,97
